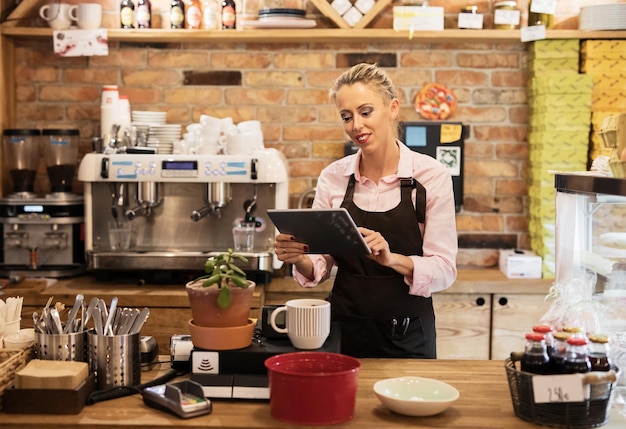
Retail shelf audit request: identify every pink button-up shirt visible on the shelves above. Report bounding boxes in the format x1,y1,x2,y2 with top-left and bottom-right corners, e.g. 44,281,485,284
293,142,458,297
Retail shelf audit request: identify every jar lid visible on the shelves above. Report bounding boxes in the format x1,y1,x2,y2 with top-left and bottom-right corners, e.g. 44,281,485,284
532,325,553,334
566,336,588,346
525,332,545,341
461,5,478,13
588,334,610,344
3,128,40,136
42,129,79,136
495,1,517,7
554,331,572,341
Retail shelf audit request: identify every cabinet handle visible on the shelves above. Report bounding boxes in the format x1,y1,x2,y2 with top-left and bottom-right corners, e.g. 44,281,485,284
498,297,508,306
475,297,486,306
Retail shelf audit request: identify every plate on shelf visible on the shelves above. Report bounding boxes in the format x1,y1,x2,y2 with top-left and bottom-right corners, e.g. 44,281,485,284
240,18,317,29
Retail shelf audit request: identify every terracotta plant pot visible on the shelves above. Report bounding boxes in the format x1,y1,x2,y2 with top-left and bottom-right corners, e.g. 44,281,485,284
185,279,256,328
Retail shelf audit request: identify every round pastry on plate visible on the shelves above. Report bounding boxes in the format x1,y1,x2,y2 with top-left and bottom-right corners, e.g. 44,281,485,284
414,83,457,120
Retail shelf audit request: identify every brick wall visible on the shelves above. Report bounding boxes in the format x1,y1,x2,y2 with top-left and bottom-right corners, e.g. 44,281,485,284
4,0,612,268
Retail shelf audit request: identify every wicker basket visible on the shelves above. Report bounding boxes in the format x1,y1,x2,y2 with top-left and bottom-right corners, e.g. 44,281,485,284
0,348,31,410
505,357,619,428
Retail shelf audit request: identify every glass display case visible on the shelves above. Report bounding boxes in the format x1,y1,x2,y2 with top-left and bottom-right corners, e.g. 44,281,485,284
554,173,626,289
554,173,626,384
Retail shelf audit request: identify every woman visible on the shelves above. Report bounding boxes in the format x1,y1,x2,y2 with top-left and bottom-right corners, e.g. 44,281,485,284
274,63,458,358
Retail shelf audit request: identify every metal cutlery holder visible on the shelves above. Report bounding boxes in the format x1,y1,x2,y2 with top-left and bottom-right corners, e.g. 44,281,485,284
34,331,88,362
87,330,140,390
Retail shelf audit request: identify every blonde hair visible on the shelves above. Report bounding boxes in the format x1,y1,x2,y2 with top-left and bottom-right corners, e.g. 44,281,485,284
329,63,397,105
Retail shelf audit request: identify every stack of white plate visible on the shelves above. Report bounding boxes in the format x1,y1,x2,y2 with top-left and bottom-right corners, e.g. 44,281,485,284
131,110,167,125
148,124,182,154
580,4,626,31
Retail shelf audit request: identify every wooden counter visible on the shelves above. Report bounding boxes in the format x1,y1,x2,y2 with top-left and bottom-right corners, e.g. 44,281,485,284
2,358,623,428
3,269,553,358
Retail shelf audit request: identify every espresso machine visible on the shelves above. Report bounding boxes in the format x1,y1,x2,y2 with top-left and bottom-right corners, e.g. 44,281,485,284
77,149,289,282
0,129,85,277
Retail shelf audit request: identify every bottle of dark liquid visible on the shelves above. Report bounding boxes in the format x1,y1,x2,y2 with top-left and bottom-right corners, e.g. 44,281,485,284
533,325,554,358
221,0,236,29
521,332,551,374
551,331,572,373
170,0,185,29
588,334,611,371
136,0,152,28
563,336,591,374
120,0,135,29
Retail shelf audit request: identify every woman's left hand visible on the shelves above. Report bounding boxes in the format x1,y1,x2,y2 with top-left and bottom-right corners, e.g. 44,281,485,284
358,227,393,266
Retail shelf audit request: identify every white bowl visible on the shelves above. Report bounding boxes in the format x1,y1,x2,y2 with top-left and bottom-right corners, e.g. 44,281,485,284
373,376,459,417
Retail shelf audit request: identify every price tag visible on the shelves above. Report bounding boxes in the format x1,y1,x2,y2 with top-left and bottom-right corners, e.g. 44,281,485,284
521,25,546,42
530,0,557,14
494,9,520,26
531,374,586,403
457,13,483,30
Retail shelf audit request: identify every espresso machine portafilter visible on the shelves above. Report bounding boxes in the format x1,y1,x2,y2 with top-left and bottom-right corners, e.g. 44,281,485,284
77,150,289,279
191,182,231,221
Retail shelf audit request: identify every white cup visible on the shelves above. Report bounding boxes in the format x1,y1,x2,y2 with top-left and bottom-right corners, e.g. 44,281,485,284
270,299,331,350
75,3,102,30
39,3,77,30
237,120,262,134
226,132,263,155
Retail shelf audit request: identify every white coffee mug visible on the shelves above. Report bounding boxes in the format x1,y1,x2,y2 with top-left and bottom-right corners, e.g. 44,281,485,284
270,299,331,349
76,3,102,30
39,3,77,30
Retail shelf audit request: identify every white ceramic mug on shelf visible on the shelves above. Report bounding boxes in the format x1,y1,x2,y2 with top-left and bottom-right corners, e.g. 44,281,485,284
270,299,331,349
39,3,77,30
75,3,102,29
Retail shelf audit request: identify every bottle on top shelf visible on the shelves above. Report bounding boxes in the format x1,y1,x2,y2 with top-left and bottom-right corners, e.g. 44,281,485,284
221,0,236,29
185,0,203,29
136,0,152,28
120,0,135,29
203,0,221,30
170,0,185,28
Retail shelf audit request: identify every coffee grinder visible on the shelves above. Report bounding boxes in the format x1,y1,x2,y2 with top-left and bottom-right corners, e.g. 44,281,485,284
0,128,85,277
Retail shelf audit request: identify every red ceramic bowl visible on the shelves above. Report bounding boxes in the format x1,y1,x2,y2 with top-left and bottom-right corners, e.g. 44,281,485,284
265,352,361,425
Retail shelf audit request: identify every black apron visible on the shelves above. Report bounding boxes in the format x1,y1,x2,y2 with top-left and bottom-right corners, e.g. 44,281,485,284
329,174,436,358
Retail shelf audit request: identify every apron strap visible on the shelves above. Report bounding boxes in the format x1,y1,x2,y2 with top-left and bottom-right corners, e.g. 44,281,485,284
400,178,426,224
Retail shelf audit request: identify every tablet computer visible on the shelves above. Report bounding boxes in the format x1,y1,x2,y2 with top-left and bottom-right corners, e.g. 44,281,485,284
267,208,371,256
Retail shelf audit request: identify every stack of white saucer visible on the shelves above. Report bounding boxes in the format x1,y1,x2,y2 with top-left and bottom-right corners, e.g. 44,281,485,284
148,124,182,154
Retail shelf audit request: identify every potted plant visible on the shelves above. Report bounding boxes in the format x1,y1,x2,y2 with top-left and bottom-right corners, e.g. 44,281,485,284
186,248,256,350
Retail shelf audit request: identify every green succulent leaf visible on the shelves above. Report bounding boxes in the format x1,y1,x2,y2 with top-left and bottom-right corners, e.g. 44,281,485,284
202,274,221,287
217,287,232,309
228,263,246,276
228,275,249,288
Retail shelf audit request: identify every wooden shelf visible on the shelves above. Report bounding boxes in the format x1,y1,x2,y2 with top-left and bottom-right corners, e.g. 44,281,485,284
3,27,626,44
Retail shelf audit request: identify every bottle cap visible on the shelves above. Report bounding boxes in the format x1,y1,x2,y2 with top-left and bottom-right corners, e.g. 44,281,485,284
553,331,572,341
525,332,545,341
588,334,609,344
532,325,553,334
566,336,588,346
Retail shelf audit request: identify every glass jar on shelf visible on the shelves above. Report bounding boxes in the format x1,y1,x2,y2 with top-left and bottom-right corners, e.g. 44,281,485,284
494,1,520,30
